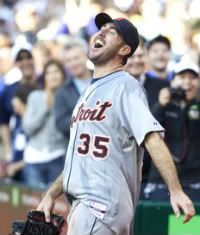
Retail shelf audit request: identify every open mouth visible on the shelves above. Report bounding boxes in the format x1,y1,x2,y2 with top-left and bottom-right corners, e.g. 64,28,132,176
94,39,105,48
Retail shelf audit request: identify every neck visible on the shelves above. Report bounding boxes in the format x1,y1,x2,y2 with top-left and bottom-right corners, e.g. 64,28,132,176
93,62,123,78
133,74,142,80
150,68,168,79
21,76,35,85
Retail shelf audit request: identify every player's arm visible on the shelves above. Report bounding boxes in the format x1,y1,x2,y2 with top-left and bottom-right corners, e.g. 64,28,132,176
37,173,64,222
144,132,195,223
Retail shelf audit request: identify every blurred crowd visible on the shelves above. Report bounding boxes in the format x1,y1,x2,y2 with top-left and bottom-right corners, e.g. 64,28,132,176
0,0,200,202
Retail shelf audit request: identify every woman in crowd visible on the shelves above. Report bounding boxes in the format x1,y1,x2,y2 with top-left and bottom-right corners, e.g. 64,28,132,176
22,59,67,188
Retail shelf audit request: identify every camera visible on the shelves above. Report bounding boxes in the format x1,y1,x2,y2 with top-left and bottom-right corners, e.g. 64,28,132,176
169,87,186,101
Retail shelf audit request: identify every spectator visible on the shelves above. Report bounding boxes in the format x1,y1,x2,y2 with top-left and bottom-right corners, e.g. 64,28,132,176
0,47,13,93
54,37,92,147
124,39,170,192
146,35,173,81
145,58,200,202
0,44,37,178
0,83,37,180
124,37,170,108
62,37,92,94
124,37,147,82
22,59,66,188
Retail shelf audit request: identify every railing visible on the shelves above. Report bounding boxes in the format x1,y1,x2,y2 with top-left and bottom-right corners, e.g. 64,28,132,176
0,181,199,235
134,201,200,235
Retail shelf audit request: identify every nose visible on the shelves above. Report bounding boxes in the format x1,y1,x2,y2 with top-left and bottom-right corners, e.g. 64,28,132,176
99,26,107,37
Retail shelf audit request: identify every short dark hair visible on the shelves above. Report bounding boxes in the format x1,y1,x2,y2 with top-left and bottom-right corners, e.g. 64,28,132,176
146,35,171,50
15,49,33,62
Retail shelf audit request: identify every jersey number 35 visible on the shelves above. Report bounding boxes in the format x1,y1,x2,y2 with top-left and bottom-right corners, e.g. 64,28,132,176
77,133,110,159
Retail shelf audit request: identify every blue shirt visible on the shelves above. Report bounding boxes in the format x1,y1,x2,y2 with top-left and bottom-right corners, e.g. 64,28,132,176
0,77,5,95
146,70,174,81
0,81,23,161
0,81,20,125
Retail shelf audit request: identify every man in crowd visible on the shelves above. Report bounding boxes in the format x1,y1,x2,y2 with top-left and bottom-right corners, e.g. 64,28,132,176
146,35,173,81
0,43,37,182
124,38,170,193
146,59,200,202
124,36,170,108
54,37,92,148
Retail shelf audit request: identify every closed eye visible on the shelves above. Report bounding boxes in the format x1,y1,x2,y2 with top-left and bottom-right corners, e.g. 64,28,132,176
109,27,118,35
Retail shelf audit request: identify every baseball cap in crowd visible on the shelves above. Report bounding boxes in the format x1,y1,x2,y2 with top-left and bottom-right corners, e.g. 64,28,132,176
95,12,139,56
174,59,199,77
11,42,33,62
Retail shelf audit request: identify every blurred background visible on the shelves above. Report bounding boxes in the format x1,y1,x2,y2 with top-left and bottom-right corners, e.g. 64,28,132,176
0,0,200,65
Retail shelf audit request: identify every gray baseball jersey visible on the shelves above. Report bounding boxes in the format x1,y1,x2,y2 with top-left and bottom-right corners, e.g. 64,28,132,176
63,70,164,233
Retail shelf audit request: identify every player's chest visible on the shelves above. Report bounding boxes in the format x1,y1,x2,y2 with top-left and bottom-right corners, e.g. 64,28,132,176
70,80,120,129
71,98,113,128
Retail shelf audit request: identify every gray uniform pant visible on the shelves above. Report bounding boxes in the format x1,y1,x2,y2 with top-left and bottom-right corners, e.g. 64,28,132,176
67,200,128,235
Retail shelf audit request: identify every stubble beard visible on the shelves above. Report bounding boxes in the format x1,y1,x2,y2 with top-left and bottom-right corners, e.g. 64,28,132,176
88,48,117,65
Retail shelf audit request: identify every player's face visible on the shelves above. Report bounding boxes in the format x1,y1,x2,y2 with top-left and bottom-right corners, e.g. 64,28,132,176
124,45,146,79
88,23,125,64
148,43,170,72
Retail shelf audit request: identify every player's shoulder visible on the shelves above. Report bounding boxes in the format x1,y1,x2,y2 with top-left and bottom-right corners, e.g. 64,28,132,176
117,71,145,93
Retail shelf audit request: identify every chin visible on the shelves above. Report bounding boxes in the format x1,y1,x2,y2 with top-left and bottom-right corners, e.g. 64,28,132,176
88,47,104,61
89,55,102,64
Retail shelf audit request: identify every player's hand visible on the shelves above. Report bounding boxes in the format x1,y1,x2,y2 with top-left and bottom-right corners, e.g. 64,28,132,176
36,193,56,222
158,88,171,107
170,190,195,223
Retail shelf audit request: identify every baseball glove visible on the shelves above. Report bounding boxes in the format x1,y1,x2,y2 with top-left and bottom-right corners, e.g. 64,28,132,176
11,210,65,235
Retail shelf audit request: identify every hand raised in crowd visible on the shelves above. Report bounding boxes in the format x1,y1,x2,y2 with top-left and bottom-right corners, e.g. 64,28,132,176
45,90,54,108
158,88,171,107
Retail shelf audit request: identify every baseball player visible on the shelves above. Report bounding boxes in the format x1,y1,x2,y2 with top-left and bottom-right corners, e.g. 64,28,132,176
37,13,195,235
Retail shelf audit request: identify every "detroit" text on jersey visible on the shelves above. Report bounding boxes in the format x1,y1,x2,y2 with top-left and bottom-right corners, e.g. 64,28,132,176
71,100,112,127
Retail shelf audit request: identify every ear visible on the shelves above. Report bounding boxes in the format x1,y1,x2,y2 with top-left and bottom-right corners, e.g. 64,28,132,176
118,45,131,57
